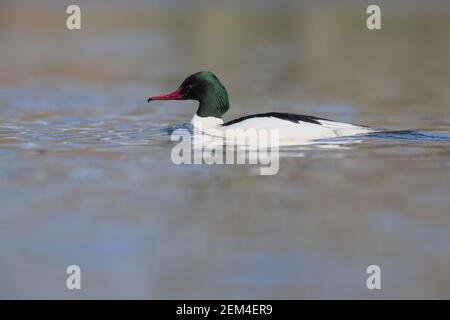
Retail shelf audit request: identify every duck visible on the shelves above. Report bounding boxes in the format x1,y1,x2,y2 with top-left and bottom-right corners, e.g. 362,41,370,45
148,71,374,145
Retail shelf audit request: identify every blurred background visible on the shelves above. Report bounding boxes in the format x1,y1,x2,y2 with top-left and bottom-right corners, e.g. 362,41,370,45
0,0,450,298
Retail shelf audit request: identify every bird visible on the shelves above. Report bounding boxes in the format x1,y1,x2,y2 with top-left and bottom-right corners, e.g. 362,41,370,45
148,71,374,145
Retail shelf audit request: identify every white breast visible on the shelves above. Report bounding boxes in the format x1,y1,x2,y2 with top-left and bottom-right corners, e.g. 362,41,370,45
191,114,223,130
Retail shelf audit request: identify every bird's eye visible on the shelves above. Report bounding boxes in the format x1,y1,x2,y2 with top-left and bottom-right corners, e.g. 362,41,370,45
186,85,193,92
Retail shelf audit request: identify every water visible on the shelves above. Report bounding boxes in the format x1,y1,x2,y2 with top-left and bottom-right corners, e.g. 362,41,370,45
1,2,450,299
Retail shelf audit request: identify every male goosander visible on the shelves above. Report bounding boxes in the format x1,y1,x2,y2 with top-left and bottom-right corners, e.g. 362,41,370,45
148,71,374,145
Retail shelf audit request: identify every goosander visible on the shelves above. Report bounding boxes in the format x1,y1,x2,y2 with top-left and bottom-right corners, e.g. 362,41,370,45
148,71,374,145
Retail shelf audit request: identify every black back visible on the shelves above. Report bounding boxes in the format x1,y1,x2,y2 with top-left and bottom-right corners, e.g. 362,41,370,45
222,112,331,126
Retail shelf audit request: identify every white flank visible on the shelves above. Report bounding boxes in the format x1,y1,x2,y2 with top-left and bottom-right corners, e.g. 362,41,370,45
192,114,374,146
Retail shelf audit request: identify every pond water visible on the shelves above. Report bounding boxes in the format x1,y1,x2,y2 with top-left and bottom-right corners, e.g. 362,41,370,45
1,2,450,298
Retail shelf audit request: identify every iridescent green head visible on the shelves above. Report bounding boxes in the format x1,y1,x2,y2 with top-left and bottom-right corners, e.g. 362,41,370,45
148,71,229,118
